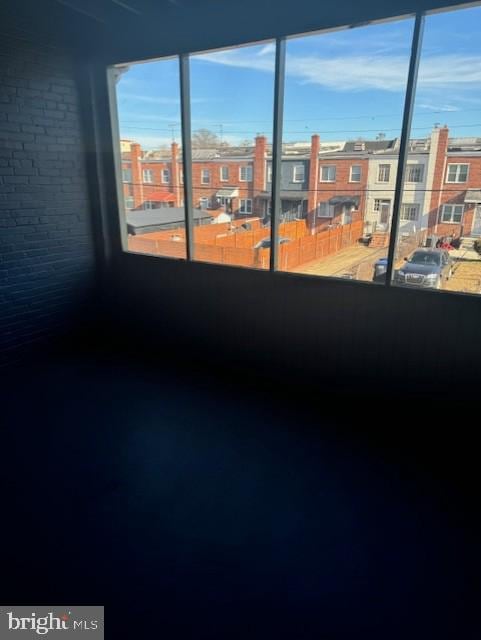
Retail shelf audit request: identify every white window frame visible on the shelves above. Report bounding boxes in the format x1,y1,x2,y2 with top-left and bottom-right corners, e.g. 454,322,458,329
446,163,469,183
440,204,464,223
320,165,336,182
349,165,361,183
293,165,305,182
199,196,209,210
267,165,272,183
220,166,229,182
162,168,170,184
143,169,153,183
239,166,253,182
122,168,132,183
201,169,210,185
144,201,155,210
373,198,391,211
377,164,391,183
239,198,252,214
317,202,333,218
406,164,424,183
125,196,134,209
400,203,419,221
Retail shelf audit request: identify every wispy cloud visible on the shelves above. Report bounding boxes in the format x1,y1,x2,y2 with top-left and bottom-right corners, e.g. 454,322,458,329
198,48,481,94
417,103,460,112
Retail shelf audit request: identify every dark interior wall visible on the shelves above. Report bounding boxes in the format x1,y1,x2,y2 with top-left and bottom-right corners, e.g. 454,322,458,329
0,32,96,362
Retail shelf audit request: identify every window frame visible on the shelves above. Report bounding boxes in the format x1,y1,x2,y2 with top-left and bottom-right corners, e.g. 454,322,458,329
143,168,154,184
377,164,391,183
445,163,469,183
440,203,464,224
349,165,361,183
239,166,253,182
220,166,229,182
239,198,253,214
320,165,336,183
201,169,210,185
406,164,424,182
400,203,420,221
293,165,305,183
107,8,481,297
161,168,170,184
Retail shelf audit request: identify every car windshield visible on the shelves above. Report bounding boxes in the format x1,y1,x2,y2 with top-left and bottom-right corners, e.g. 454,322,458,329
409,252,441,266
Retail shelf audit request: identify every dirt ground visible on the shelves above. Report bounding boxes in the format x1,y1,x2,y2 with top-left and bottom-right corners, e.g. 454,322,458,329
292,242,481,294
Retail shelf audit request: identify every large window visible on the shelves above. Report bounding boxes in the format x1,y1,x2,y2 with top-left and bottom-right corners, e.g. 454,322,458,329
109,56,186,258
189,41,275,268
108,2,481,296
391,3,481,296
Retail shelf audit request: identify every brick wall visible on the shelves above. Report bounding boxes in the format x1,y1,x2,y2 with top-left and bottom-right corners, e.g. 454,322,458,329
0,34,95,360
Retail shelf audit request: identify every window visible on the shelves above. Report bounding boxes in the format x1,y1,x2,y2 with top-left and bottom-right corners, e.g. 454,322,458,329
190,41,274,268
320,165,336,182
239,166,253,182
446,164,469,183
201,169,210,184
162,169,170,183
441,204,464,223
293,165,305,182
110,56,186,259
400,204,419,221
350,165,361,182
406,165,423,182
317,202,332,218
199,197,209,210
374,199,391,211
239,198,252,214
267,165,272,183
378,164,391,182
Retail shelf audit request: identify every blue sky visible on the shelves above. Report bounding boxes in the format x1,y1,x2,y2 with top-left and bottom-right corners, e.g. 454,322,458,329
115,4,481,149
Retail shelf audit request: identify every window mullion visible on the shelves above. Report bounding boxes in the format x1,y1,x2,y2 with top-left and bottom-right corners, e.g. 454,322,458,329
179,53,194,261
270,37,286,271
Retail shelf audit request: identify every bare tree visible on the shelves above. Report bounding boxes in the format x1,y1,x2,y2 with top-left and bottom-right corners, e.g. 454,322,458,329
192,128,225,149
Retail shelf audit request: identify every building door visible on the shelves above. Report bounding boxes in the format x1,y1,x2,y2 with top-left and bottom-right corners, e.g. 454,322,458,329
472,205,481,236
379,201,390,226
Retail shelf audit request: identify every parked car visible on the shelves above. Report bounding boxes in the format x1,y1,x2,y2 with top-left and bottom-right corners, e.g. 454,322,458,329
372,257,388,283
393,248,453,289
254,237,290,250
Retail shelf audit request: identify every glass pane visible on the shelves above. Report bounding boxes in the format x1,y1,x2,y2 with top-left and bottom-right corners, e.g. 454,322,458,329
279,18,414,282
109,57,186,259
392,4,481,295
189,42,275,268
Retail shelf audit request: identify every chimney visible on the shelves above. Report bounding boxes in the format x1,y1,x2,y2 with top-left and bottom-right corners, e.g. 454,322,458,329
427,126,449,232
253,135,267,215
308,135,320,232
171,142,180,207
130,143,143,209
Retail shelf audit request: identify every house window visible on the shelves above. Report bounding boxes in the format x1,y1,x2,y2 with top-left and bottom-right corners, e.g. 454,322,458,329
143,169,153,183
125,196,134,209
267,165,272,182
239,166,253,181
122,168,132,183
144,201,155,209
199,197,209,210
446,164,469,183
320,165,336,182
201,169,210,184
293,165,305,182
406,165,423,182
441,204,464,223
400,203,419,221
317,202,332,218
239,198,252,214
220,166,229,181
162,169,170,183
378,164,391,182
350,165,361,182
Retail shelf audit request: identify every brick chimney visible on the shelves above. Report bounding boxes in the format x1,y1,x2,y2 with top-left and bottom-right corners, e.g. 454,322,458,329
171,141,180,206
308,134,320,232
130,142,143,209
253,135,267,215
428,126,449,232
